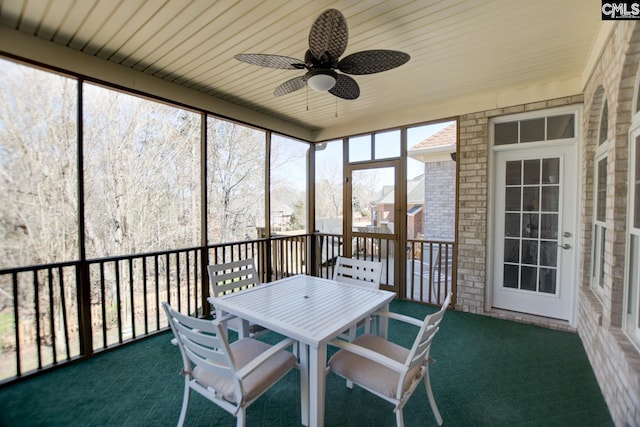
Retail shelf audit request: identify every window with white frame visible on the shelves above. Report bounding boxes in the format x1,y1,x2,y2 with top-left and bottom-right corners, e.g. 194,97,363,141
591,101,609,299
625,124,640,349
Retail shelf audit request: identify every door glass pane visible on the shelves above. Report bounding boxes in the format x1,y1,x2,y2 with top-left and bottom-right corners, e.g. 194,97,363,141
506,161,521,184
541,187,559,211
521,266,537,291
505,213,521,236
539,268,557,293
523,187,539,211
542,158,560,184
521,240,538,265
505,187,521,211
351,167,395,232
504,264,519,288
495,122,518,145
502,157,561,294
504,239,520,262
540,214,558,239
540,241,557,267
547,114,575,140
522,213,539,238
520,118,545,143
523,159,540,185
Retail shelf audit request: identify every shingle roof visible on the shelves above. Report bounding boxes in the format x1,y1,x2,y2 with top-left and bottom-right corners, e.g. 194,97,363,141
409,123,457,150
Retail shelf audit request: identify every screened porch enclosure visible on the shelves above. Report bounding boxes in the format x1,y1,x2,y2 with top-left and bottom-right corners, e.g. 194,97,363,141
0,57,456,385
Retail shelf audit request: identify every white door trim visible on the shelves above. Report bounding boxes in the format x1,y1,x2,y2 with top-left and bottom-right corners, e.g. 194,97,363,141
486,105,582,326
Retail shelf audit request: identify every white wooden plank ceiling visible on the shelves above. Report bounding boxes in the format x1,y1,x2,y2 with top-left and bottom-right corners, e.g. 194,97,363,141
0,0,603,138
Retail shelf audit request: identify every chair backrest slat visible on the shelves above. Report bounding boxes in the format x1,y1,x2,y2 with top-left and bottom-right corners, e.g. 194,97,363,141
174,323,230,366
163,302,237,383
406,293,451,370
333,256,382,289
208,258,260,298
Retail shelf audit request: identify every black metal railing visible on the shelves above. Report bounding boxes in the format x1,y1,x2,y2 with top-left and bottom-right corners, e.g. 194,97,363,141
406,239,455,304
315,233,455,304
0,233,453,385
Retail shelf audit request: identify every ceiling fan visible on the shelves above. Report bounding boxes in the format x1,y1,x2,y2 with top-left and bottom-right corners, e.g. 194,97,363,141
234,9,410,100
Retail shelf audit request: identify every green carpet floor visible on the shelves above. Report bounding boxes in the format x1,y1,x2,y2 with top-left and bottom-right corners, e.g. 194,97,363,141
0,300,613,426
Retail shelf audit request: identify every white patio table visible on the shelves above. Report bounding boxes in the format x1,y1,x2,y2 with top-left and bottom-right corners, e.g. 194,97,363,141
210,274,395,427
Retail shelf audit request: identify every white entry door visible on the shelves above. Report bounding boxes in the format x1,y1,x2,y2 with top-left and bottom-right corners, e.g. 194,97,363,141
492,144,578,321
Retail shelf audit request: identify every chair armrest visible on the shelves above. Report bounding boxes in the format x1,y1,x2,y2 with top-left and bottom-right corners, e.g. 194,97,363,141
375,311,423,328
235,338,296,379
212,313,237,327
328,338,406,374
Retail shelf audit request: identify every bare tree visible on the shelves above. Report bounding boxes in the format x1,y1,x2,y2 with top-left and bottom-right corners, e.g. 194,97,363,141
207,118,265,242
0,60,79,351
83,85,200,258
315,161,343,219
0,61,78,269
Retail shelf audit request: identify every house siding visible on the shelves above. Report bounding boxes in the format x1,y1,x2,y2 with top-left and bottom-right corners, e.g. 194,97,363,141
456,21,640,426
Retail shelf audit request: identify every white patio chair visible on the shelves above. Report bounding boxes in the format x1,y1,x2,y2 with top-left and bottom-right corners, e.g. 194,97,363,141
162,302,297,427
333,256,383,289
207,258,267,338
333,256,383,342
327,292,452,427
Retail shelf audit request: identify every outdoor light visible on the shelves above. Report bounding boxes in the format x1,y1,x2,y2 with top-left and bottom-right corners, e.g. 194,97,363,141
306,70,337,91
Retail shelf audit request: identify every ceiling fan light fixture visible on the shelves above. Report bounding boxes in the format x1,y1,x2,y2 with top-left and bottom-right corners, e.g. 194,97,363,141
306,70,337,91
235,9,409,100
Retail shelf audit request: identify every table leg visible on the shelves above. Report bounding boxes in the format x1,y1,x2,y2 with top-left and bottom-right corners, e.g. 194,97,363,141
379,303,390,339
300,343,309,426
309,344,326,427
238,319,250,338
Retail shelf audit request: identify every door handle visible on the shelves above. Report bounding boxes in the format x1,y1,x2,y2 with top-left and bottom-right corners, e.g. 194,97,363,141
558,243,571,250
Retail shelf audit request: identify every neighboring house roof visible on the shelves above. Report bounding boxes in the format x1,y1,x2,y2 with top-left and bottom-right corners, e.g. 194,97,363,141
407,204,423,216
408,123,457,163
374,175,424,205
407,176,425,204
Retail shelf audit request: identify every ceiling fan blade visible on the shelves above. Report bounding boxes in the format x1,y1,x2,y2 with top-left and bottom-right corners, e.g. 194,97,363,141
274,76,307,96
338,50,410,75
329,74,359,100
308,9,348,62
235,54,306,70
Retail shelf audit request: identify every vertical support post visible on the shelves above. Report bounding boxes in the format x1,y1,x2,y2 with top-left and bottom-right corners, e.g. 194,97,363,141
76,78,93,356
200,113,210,317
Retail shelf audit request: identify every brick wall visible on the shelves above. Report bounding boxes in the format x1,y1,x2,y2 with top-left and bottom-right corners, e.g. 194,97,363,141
579,21,640,425
423,160,456,240
457,97,582,317
454,21,640,426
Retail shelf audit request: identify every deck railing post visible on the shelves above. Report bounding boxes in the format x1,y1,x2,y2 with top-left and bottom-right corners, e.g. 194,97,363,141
200,246,211,318
309,233,319,277
76,261,93,357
